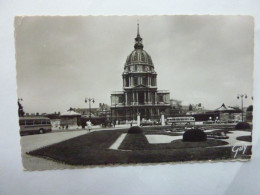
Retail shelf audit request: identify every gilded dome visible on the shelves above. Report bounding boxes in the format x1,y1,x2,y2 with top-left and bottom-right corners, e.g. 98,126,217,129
125,49,154,67
124,24,155,72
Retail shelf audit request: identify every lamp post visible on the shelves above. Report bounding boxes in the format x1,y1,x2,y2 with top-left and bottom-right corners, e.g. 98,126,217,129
115,103,117,121
85,98,95,121
237,94,247,122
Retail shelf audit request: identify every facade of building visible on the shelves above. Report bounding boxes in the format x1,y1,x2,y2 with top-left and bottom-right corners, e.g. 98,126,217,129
111,25,171,121
214,103,244,122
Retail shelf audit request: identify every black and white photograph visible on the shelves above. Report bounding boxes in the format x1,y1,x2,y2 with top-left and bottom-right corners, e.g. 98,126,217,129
15,15,254,171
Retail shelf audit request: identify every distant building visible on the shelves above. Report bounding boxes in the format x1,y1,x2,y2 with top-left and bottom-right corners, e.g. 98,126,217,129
60,109,81,129
110,24,171,121
170,99,182,115
214,103,243,122
72,103,110,119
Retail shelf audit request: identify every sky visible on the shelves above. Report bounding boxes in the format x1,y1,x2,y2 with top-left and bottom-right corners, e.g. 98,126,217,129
15,15,254,114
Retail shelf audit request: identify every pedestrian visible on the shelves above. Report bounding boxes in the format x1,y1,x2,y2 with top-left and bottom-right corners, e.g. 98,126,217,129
113,120,116,127
86,120,92,131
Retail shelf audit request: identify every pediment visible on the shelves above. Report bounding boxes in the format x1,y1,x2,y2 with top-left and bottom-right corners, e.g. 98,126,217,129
133,84,148,89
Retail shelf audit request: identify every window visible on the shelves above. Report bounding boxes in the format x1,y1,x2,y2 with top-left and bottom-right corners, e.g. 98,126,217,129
159,95,163,102
19,120,25,126
142,77,147,85
125,77,129,87
134,53,138,61
141,53,145,62
118,96,124,103
26,120,33,125
41,120,47,124
134,77,138,86
34,120,41,125
46,120,51,124
137,65,142,71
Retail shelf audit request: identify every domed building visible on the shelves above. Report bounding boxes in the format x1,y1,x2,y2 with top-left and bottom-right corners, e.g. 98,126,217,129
111,24,171,121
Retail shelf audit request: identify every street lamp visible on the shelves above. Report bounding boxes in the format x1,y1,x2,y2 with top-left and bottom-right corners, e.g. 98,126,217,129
237,94,247,122
85,98,95,120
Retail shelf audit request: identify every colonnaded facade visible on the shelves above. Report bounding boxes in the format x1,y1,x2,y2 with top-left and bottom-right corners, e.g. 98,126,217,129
111,24,171,121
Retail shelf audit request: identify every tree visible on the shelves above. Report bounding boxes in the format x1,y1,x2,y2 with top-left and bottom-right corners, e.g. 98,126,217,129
247,105,253,112
189,104,193,111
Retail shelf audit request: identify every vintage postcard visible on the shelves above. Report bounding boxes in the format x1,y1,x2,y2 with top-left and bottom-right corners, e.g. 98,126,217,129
15,15,254,171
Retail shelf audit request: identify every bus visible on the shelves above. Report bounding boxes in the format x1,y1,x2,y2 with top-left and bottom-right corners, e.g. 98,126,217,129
166,116,195,126
19,116,52,136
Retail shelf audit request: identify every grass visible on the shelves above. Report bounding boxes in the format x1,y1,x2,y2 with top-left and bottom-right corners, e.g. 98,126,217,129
27,128,252,166
236,136,252,142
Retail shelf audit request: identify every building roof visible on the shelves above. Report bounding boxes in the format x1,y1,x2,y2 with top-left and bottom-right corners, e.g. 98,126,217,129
19,116,50,120
215,103,228,111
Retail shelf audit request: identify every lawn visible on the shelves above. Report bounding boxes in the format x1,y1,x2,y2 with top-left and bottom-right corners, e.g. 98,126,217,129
28,129,252,166
237,136,252,142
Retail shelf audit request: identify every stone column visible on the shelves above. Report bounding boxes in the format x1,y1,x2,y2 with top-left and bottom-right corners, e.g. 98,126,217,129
137,112,141,126
136,92,139,105
161,112,165,126
144,91,146,103
125,93,128,105
132,92,134,105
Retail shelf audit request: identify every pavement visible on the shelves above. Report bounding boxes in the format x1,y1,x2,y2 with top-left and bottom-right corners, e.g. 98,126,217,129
21,125,131,170
21,130,89,171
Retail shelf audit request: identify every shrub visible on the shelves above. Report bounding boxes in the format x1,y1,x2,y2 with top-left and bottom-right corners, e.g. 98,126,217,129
183,129,207,142
128,126,143,134
235,122,250,129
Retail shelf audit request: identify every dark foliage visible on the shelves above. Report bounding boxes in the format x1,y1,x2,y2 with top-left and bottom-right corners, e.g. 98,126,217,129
128,126,143,134
235,122,251,129
247,105,253,112
183,129,207,142
119,133,149,150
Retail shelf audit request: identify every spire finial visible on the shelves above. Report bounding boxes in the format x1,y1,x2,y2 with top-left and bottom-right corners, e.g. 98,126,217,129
134,21,143,49
137,20,140,36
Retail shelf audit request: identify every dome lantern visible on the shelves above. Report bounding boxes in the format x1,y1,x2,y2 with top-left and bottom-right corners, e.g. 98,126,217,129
134,23,144,50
